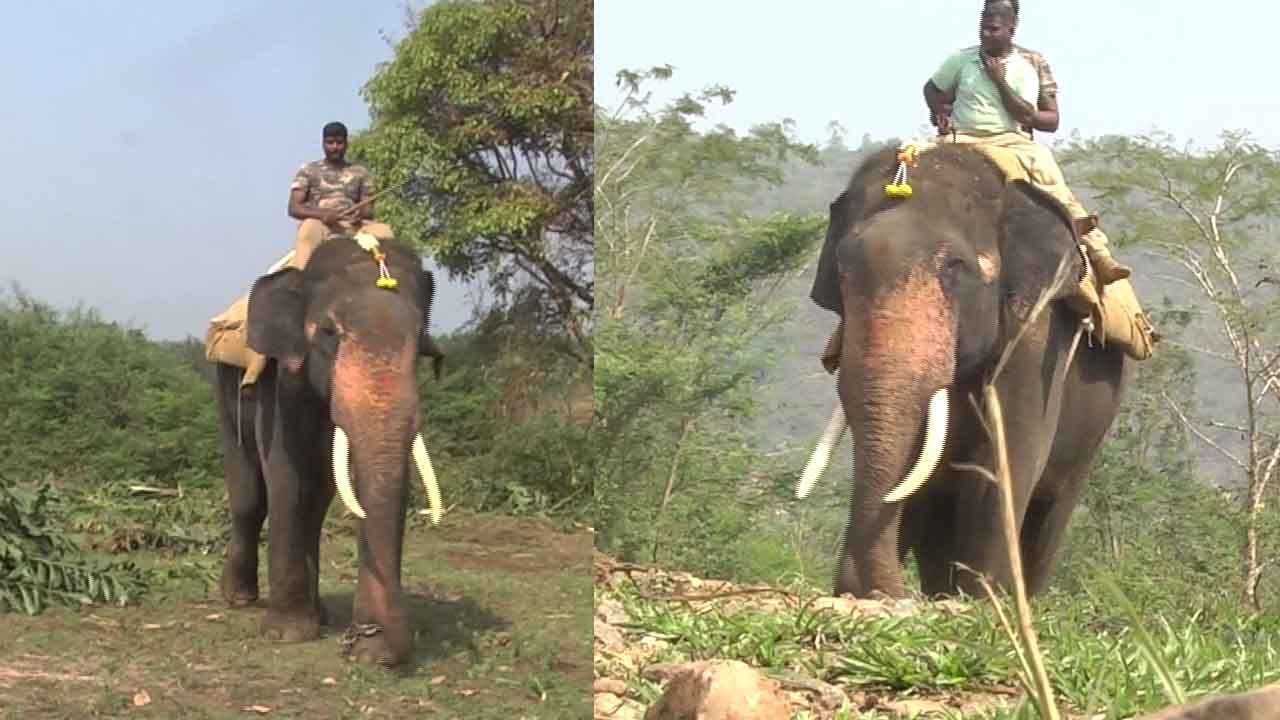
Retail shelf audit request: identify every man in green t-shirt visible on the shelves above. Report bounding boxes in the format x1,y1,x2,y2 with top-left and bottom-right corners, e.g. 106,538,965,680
925,0,1130,284
817,0,1142,375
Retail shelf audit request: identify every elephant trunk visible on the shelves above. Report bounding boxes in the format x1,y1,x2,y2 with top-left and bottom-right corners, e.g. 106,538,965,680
330,341,420,661
835,267,956,598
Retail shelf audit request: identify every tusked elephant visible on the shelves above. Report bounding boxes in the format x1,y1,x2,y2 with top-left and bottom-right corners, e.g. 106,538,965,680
800,143,1129,600
213,233,445,666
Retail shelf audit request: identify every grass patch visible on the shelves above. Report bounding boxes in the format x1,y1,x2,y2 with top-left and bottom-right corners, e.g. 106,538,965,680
598,563,1280,719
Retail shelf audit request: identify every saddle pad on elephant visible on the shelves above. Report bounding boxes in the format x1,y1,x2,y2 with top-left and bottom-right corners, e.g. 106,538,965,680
1093,278,1158,361
205,296,255,369
954,143,1157,360
967,143,1031,185
205,249,297,368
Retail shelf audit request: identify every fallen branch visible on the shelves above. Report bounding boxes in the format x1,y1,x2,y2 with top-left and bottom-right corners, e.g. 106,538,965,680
127,485,181,497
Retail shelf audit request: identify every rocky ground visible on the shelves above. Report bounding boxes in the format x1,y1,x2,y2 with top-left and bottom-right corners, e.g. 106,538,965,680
593,551,1280,720
592,550,1017,719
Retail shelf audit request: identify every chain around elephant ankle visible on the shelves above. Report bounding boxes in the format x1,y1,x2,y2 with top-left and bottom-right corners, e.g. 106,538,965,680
339,622,383,654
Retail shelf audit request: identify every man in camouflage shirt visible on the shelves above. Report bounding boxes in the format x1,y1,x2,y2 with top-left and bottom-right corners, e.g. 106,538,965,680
206,121,399,390
286,121,394,269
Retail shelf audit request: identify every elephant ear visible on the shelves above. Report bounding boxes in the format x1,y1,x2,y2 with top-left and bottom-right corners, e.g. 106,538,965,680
246,267,308,362
809,185,866,315
418,266,445,381
997,179,1085,320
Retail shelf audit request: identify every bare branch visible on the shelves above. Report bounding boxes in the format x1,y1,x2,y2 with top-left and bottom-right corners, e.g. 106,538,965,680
610,217,657,320
1161,340,1236,364
1158,167,1215,246
600,126,655,189
1204,419,1279,440
1256,435,1280,489
1162,391,1247,470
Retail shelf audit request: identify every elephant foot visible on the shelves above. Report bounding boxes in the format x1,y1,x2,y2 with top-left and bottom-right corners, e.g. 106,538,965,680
315,599,331,627
219,568,258,608
341,623,411,667
260,606,325,643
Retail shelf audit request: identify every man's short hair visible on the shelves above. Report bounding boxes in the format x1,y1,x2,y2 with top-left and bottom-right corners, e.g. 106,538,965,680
322,121,348,139
983,0,1019,23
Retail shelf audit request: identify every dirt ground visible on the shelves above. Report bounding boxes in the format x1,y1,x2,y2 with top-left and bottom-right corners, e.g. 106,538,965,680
0,512,592,719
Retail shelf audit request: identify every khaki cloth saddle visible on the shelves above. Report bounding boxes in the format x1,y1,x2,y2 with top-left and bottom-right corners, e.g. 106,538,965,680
973,142,1157,361
205,250,296,370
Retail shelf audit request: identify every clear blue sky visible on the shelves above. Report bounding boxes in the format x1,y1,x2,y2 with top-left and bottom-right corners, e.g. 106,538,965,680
1,0,479,341
596,1,1278,150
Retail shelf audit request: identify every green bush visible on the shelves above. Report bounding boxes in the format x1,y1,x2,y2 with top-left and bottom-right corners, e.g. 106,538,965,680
415,329,593,521
0,290,221,489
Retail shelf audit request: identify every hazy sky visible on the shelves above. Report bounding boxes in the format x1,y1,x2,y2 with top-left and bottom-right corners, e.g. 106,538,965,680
1,0,484,342
596,1,1278,150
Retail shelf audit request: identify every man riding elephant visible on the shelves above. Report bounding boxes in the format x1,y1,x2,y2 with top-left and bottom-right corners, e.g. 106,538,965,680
286,121,395,270
207,121,443,389
819,0,1149,373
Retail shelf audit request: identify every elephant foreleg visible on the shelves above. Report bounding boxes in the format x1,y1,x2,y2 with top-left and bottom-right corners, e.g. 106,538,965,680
950,361,1067,597
1020,338,1127,596
1019,494,1081,596
216,364,267,608
905,491,961,598
260,393,330,643
1021,397,1120,593
300,462,336,626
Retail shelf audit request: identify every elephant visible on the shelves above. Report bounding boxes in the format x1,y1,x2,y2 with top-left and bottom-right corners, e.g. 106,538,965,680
802,142,1130,601
212,233,446,666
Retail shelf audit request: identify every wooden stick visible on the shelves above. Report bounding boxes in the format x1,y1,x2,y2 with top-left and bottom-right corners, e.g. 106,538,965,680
332,175,416,221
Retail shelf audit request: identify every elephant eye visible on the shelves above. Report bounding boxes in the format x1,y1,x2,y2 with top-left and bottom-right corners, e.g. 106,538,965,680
945,257,968,272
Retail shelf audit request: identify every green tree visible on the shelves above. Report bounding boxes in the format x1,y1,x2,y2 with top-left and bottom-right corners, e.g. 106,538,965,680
1059,130,1280,607
594,67,826,576
353,0,593,361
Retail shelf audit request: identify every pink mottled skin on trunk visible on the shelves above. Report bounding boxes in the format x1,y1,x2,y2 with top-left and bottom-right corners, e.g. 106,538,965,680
837,255,957,597
853,261,957,401
331,332,417,655
332,338,417,435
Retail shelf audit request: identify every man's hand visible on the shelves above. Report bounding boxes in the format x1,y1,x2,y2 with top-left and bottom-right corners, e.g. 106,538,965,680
335,207,366,227
932,102,954,135
319,208,344,226
982,54,1006,85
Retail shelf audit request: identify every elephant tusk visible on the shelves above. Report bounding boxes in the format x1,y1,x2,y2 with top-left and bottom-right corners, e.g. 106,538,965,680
795,403,848,499
412,433,444,526
332,427,367,519
883,388,950,504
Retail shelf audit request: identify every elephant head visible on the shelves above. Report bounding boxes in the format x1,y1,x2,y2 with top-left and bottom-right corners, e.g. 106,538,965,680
807,143,1091,598
245,235,441,661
